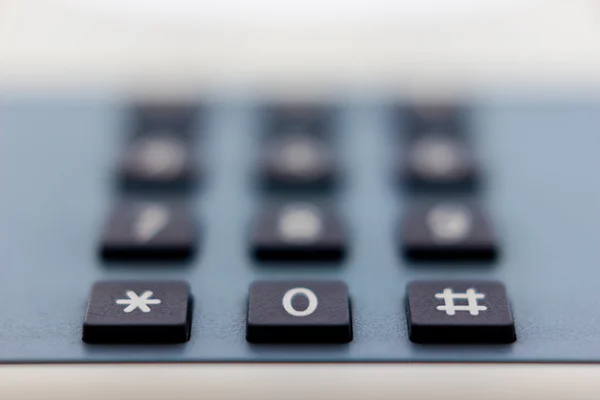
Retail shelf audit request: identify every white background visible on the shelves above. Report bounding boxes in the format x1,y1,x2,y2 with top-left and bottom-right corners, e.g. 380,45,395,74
1,0,599,90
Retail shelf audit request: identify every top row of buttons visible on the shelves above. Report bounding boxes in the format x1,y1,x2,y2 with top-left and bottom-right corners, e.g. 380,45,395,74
131,102,333,136
132,101,467,134
122,102,473,192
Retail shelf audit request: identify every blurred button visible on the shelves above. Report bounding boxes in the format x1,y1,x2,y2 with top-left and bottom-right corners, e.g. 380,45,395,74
266,102,330,134
259,135,338,190
401,134,480,191
405,103,466,135
251,203,347,261
402,201,498,261
134,102,198,135
119,134,199,191
100,201,198,261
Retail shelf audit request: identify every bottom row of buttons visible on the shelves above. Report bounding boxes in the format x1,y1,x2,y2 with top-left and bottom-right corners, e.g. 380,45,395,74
82,280,516,344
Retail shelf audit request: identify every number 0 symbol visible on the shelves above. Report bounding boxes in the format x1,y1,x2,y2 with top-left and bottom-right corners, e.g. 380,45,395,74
282,288,318,317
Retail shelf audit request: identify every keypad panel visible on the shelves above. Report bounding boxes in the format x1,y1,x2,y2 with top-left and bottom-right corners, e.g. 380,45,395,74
1,95,600,362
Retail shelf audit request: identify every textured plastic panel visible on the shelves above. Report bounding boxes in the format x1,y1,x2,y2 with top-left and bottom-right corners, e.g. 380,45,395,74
1,93,600,363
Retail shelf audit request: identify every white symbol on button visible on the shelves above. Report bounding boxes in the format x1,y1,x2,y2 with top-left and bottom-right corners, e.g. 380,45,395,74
279,139,320,175
277,204,323,244
116,290,162,313
282,287,319,317
133,205,171,243
435,288,487,316
412,137,462,178
137,137,185,178
427,204,473,244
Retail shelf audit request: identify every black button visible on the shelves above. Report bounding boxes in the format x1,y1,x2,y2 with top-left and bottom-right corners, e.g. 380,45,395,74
134,102,198,135
100,202,197,261
402,202,498,261
246,280,352,343
400,135,480,191
266,102,330,134
119,135,199,191
83,281,192,343
405,103,466,135
407,280,516,343
251,203,346,261
259,135,338,190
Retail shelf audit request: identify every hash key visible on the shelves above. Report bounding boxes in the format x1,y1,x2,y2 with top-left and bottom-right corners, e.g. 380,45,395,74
407,280,516,343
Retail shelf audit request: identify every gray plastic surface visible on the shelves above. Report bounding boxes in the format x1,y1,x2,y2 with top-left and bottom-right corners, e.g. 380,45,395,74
1,93,599,362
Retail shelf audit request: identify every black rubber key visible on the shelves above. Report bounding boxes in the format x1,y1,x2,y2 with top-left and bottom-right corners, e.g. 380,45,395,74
119,135,198,191
407,280,516,343
134,102,198,136
405,103,466,135
100,202,197,261
83,281,192,343
246,280,352,343
259,135,338,190
400,134,480,191
402,201,498,262
251,203,346,261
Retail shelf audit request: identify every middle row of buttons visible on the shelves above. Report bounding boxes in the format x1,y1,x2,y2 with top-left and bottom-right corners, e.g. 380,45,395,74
82,280,515,344
100,201,499,262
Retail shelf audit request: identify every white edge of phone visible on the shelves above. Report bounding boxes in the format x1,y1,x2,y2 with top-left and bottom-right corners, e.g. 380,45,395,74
0,0,599,91
1,364,600,399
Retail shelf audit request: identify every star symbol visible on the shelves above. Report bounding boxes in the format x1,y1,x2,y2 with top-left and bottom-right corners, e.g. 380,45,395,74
116,290,162,313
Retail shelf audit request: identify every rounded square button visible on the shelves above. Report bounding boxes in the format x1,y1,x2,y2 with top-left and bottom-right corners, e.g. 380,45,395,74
400,135,480,191
407,280,516,343
83,281,192,344
265,102,330,134
259,135,338,190
402,201,498,262
251,203,347,262
119,135,199,191
100,201,198,261
246,280,352,343
404,103,466,135
133,102,198,135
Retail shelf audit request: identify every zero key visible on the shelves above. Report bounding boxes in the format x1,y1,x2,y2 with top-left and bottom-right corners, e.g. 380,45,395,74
246,280,353,343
